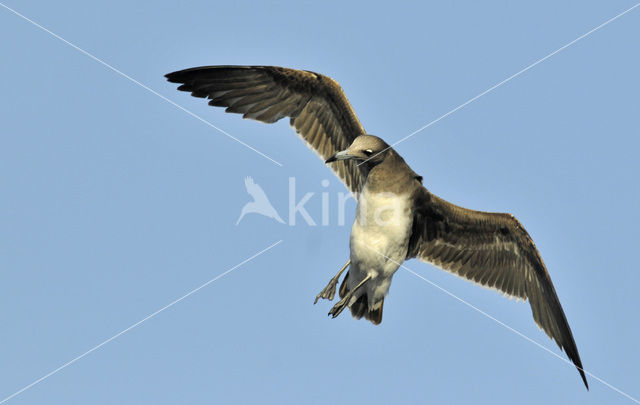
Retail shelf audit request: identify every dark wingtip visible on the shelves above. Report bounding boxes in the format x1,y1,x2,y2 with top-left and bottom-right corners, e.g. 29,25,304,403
164,70,183,83
579,368,589,390
567,344,588,389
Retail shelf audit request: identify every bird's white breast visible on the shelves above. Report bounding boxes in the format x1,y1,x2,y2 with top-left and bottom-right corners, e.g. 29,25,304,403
350,187,413,280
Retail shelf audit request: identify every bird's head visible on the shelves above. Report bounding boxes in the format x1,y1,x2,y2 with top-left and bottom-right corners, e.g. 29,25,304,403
325,134,390,166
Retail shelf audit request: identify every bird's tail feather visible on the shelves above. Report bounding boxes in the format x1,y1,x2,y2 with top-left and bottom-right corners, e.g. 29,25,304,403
364,299,383,325
339,273,384,325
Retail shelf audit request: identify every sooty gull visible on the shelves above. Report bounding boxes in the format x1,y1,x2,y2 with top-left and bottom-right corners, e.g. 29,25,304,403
165,65,588,388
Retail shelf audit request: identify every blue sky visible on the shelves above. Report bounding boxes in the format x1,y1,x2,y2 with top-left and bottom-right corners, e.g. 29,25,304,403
1,1,639,404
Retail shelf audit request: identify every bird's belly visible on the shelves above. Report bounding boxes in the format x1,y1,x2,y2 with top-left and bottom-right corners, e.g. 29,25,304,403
349,190,413,279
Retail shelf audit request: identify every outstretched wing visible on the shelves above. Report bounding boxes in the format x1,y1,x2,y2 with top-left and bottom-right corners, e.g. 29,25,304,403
407,187,588,388
166,66,367,194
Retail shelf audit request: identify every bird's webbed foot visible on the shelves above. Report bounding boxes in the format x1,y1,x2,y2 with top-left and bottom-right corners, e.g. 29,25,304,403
328,274,371,319
314,259,350,304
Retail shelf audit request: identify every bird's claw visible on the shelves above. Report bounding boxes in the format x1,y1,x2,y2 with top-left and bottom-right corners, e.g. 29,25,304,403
328,297,349,318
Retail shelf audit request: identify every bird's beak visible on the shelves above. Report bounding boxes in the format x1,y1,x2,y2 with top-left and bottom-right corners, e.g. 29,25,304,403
325,149,352,164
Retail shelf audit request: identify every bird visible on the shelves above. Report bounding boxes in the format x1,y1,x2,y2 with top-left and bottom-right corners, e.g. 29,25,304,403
165,65,588,389
236,176,285,225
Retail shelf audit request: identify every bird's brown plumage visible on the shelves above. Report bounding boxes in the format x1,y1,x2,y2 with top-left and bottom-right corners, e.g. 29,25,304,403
165,66,367,194
407,187,587,388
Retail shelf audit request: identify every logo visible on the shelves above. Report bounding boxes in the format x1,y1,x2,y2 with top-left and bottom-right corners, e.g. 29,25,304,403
236,177,285,225
235,177,400,227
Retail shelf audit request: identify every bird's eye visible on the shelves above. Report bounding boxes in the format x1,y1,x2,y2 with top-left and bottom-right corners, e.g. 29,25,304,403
363,149,374,156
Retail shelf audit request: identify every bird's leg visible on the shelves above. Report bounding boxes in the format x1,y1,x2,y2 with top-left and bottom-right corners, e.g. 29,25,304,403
328,274,372,319
314,260,350,304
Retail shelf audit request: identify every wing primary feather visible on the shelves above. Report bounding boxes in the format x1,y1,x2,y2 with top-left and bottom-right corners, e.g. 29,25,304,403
408,186,587,388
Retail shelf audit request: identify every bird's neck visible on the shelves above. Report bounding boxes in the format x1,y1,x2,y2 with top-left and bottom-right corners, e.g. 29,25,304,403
363,150,419,194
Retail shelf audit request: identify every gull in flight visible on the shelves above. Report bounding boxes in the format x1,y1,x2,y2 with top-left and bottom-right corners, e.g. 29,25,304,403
166,65,588,388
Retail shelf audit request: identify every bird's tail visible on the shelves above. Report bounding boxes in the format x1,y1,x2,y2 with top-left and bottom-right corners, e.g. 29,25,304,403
339,272,384,325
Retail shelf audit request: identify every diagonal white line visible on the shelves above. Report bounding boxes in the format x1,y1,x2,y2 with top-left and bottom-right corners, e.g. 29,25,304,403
0,2,283,167
363,245,640,403
359,3,640,166
0,240,283,404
